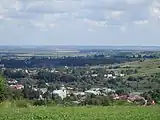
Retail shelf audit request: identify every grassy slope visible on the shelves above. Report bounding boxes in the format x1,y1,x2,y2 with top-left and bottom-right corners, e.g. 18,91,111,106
121,59,160,78
0,105,160,120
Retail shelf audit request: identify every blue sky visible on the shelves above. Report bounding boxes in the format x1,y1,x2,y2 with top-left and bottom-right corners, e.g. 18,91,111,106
0,0,160,46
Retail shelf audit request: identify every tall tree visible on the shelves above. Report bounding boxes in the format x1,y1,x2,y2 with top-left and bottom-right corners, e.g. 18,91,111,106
0,75,7,102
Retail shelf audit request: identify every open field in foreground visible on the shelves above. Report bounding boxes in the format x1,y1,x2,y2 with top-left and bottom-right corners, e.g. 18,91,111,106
0,105,160,120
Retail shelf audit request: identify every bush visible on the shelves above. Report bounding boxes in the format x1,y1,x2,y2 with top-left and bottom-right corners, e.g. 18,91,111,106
157,101,160,104
45,100,56,106
32,100,46,106
113,100,134,106
83,96,111,106
115,89,125,95
8,89,23,100
63,101,78,107
0,75,7,102
14,100,30,108
32,99,56,106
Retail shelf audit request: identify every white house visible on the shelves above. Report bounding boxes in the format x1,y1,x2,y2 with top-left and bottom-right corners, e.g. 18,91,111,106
40,88,48,94
107,74,113,78
104,74,107,77
120,74,125,77
85,90,101,96
8,79,18,84
73,92,85,96
85,88,101,96
52,85,67,100
91,74,98,77
102,88,115,93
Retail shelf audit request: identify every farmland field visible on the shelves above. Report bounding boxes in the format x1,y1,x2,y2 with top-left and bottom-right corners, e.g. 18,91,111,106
0,105,160,120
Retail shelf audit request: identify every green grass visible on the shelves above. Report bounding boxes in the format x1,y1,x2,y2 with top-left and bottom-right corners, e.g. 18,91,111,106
124,59,160,70
120,59,160,78
0,104,160,120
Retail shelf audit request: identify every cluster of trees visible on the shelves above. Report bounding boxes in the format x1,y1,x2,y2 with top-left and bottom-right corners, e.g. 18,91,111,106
82,95,111,106
142,89,160,104
0,75,7,102
3,69,27,78
126,73,160,91
2,68,127,90
0,56,131,68
121,69,138,75
2,68,160,92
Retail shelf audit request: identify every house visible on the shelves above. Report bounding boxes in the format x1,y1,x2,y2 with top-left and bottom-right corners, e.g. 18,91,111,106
72,101,81,104
66,87,74,90
115,71,119,76
113,94,120,100
8,79,18,84
120,74,125,77
66,87,74,94
0,64,4,68
52,85,67,100
107,74,113,78
85,90,100,96
91,74,98,77
73,92,85,96
64,66,69,69
29,70,38,75
102,88,115,94
45,83,49,86
85,88,101,96
129,92,142,96
104,74,107,77
128,95,144,102
40,88,48,94
25,70,29,74
10,84,24,90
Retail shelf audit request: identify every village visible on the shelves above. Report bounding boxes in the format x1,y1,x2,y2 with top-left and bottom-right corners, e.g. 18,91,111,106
3,65,155,106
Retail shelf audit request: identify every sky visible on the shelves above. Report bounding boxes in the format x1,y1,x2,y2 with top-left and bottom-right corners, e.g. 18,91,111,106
0,0,160,46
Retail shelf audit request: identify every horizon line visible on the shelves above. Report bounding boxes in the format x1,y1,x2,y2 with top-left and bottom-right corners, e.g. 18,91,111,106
0,45,160,47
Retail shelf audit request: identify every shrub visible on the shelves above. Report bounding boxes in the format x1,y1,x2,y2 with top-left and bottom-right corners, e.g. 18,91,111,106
32,100,46,106
14,100,30,108
32,99,56,106
0,75,7,102
113,100,134,106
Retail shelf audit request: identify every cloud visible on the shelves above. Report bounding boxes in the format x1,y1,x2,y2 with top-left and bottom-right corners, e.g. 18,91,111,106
87,28,96,32
83,18,107,28
133,20,149,25
0,0,160,26
0,0,160,45
120,26,127,32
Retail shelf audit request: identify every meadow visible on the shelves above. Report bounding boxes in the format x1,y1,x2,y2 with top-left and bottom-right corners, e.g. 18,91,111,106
0,103,160,120
114,59,160,78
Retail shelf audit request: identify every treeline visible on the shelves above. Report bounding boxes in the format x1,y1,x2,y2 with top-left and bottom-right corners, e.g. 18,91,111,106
0,56,133,68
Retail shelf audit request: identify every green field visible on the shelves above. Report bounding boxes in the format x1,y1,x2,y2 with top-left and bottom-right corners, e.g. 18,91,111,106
0,105,160,120
0,50,91,57
119,59,160,78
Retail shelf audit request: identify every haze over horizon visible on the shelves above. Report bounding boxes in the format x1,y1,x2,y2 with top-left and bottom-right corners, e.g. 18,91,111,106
0,0,160,46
